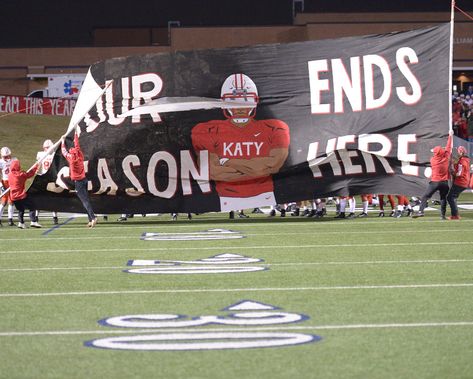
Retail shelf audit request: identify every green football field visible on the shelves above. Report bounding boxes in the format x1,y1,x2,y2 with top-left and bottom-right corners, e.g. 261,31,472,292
0,204,472,379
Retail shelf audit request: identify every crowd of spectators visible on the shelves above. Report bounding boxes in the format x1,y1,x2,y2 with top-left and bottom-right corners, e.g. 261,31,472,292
452,85,473,141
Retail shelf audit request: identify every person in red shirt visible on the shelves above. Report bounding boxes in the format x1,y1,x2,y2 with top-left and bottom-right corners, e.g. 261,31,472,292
458,117,468,140
8,159,41,229
452,111,462,136
446,145,470,220
452,99,462,114
413,130,453,219
61,132,97,227
192,73,290,211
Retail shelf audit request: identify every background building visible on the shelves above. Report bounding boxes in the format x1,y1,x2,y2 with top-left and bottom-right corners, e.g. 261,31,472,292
0,0,472,96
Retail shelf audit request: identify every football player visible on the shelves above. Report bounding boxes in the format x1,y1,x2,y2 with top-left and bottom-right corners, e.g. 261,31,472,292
377,194,395,217
0,147,16,226
335,196,355,219
313,198,327,218
35,139,59,224
357,194,373,217
394,195,412,218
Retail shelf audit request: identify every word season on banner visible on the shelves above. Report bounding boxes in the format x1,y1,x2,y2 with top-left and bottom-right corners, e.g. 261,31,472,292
85,301,321,351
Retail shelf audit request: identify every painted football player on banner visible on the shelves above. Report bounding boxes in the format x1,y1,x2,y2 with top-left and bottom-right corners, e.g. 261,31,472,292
192,74,290,211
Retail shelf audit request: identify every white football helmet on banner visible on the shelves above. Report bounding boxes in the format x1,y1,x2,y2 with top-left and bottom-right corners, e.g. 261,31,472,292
221,73,259,122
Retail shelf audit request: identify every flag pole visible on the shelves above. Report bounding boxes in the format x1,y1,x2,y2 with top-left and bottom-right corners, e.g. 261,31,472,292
449,0,455,133
447,0,456,186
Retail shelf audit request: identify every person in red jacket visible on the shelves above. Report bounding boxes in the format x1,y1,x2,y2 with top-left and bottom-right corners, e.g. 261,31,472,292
446,145,470,220
8,159,42,229
61,132,97,228
413,130,453,219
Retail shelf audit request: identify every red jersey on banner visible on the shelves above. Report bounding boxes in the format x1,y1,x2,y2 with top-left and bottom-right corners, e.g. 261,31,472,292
192,118,290,197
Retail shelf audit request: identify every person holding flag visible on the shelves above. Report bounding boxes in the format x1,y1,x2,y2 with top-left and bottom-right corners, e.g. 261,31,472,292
446,145,470,220
61,132,97,228
8,159,41,229
413,130,453,219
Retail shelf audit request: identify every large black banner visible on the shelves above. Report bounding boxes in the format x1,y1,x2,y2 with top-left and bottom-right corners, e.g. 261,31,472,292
29,23,451,214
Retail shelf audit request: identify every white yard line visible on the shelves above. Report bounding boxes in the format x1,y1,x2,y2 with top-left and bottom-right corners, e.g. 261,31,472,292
0,321,472,337
2,241,473,255
0,266,125,272
1,283,472,298
0,227,471,241
271,259,473,266
2,217,473,236
1,258,472,272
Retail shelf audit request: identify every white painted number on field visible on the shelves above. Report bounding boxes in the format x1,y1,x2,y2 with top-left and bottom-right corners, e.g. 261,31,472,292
128,253,262,266
125,254,267,275
141,229,244,241
85,300,321,351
